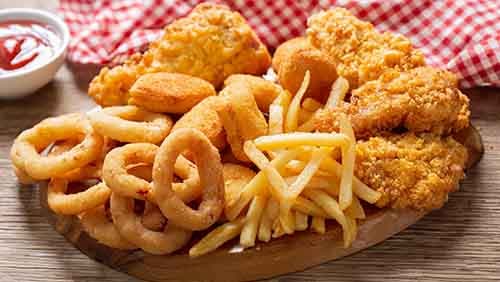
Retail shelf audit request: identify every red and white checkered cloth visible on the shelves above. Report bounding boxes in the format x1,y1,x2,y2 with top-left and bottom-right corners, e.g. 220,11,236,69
59,0,500,88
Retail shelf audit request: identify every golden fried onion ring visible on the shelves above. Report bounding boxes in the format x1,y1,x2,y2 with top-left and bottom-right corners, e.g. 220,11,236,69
103,143,201,203
10,113,103,180
89,105,173,144
47,179,111,215
80,204,137,250
153,128,225,231
110,193,192,255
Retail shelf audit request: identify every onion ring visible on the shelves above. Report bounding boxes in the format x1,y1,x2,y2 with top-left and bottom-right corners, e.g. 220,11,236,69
47,179,111,215
103,143,202,203
10,113,104,180
88,105,173,144
110,192,192,255
80,204,137,250
153,128,225,231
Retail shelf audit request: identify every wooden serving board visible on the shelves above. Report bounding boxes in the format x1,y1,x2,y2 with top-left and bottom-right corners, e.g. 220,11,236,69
38,126,483,282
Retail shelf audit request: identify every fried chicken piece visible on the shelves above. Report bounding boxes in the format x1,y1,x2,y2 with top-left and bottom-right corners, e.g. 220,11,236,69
217,82,268,162
314,67,470,138
272,37,338,103
128,72,216,114
307,7,425,88
88,3,271,106
355,132,468,211
171,96,226,150
223,74,282,113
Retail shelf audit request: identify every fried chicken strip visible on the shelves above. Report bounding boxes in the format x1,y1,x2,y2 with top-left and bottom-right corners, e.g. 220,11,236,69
355,132,468,211
307,7,425,88
88,3,271,106
314,67,470,138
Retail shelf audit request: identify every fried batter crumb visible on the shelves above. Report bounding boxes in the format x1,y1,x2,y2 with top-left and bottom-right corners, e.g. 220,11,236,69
355,132,468,211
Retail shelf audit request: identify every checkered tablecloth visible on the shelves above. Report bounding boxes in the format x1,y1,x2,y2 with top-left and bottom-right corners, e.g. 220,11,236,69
59,0,500,88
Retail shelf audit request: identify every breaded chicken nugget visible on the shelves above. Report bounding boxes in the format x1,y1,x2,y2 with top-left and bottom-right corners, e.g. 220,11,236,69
128,73,215,114
223,74,282,112
314,67,470,138
217,83,268,162
307,8,425,88
89,3,271,106
223,163,256,217
171,96,226,150
273,37,338,103
355,132,468,210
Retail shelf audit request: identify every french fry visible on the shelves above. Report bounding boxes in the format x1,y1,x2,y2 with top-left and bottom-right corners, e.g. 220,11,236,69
293,196,328,218
288,147,329,198
345,216,358,247
325,76,349,109
268,103,284,135
338,114,355,210
240,195,267,247
311,216,326,234
285,71,310,132
225,149,300,220
295,211,308,231
296,116,317,132
254,132,349,151
304,189,350,247
189,217,245,257
258,198,279,242
302,97,322,112
344,196,366,219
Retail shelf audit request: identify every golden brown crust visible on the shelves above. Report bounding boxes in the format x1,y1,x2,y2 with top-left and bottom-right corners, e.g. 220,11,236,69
217,83,268,162
223,74,282,112
128,72,216,114
314,67,470,138
273,37,338,103
355,132,468,211
88,3,271,107
171,96,227,150
307,8,425,88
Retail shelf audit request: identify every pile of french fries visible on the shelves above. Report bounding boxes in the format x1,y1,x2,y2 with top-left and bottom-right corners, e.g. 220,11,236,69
190,72,381,257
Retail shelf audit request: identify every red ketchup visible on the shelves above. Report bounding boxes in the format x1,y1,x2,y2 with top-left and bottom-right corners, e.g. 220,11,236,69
0,20,61,75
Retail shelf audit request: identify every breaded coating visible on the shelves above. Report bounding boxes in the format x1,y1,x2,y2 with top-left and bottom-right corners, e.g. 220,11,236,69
223,74,282,112
88,3,271,106
314,67,470,138
217,82,268,162
272,37,337,103
171,96,226,150
222,163,256,218
355,133,468,211
307,8,425,88
128,72,215,114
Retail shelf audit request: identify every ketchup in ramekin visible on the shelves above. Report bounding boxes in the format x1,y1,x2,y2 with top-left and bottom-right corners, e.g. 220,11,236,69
0,20,61,75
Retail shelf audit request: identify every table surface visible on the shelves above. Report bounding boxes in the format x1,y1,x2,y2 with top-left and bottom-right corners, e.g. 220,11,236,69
1,1,500,282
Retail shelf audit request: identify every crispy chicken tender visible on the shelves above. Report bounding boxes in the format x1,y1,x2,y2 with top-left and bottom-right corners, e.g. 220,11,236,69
88,3,272,106
223,74,282,112
314,67,470,138
171,96,226,150
307,7,425,88
272,37,338,103
222,163,256,217
217,82,268,162
128,73,216,114
355,132,468,211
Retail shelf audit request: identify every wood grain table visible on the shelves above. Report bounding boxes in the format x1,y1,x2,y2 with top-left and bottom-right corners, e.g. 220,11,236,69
1,1,499,282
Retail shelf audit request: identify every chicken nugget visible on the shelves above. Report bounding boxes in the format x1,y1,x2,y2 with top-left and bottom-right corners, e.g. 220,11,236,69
89,3,271,106
273,37,338,103
355,132,467,211
307,8,425,88
129,73,215,114
223,163,256,217
217,83,268,162
314,67,470,138
223,74,282,112
171,96,226,150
